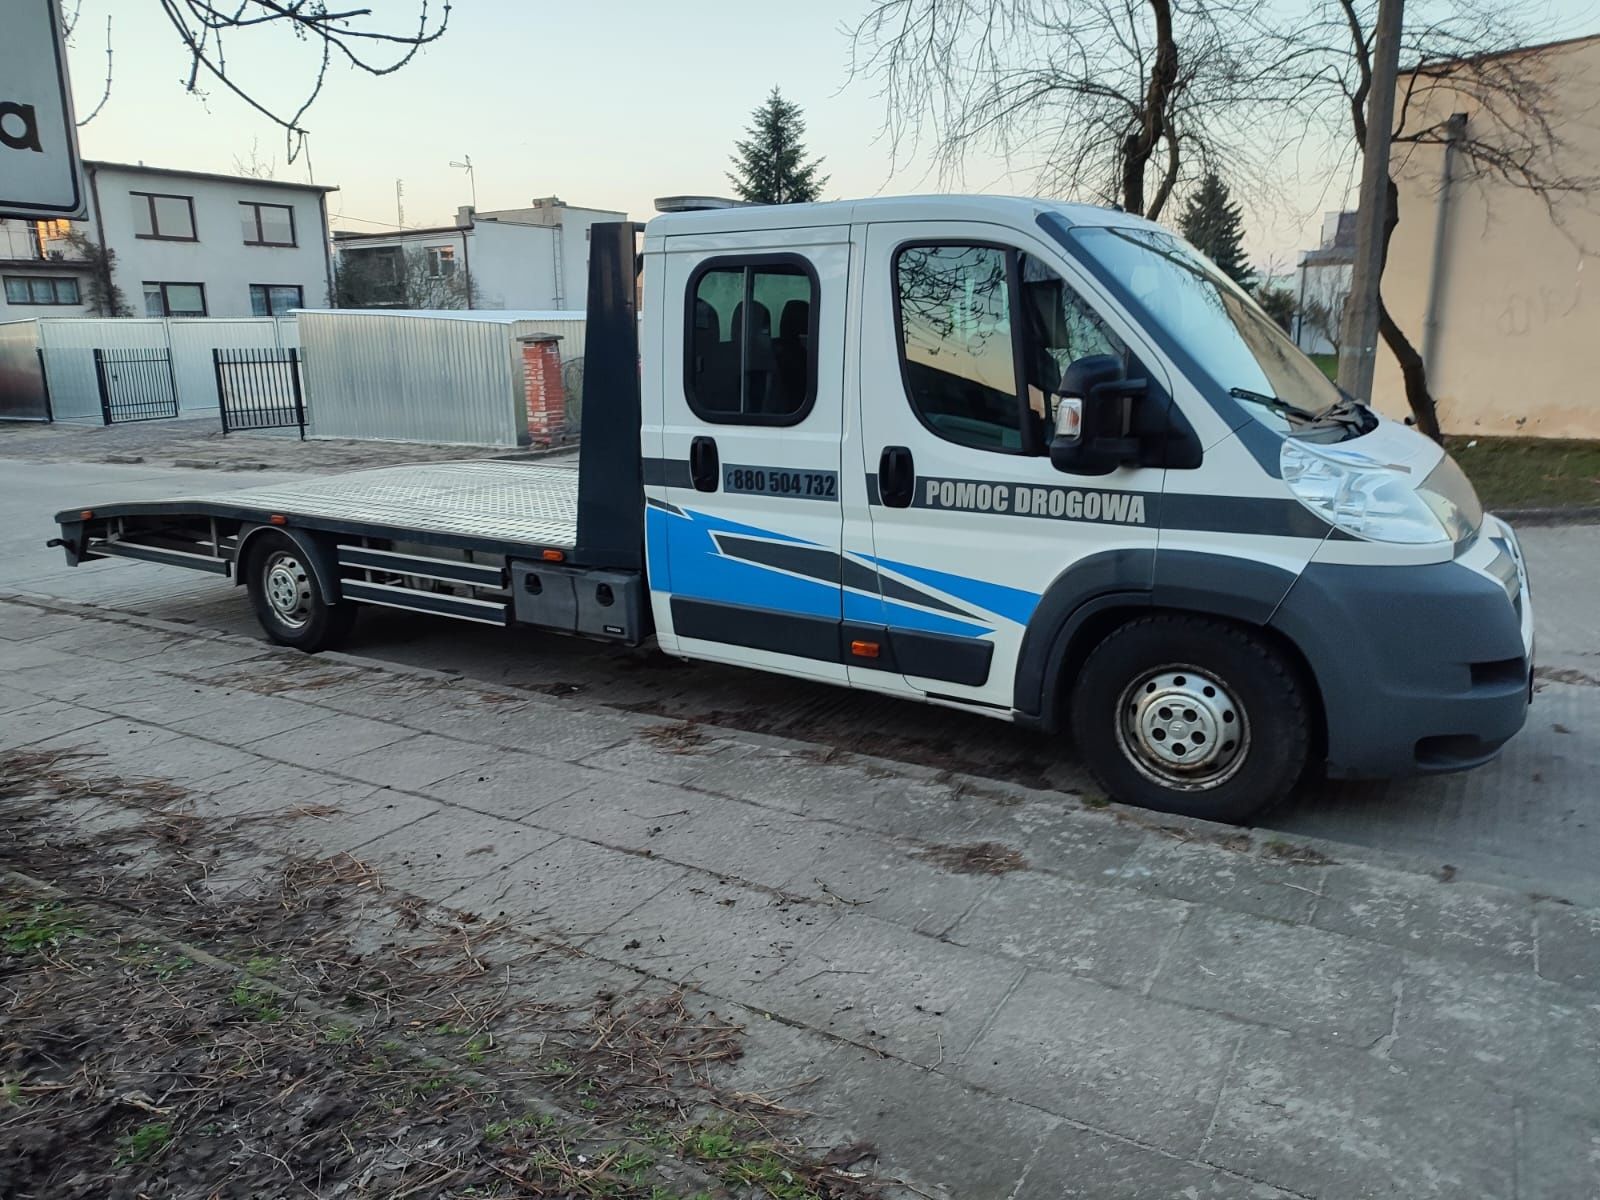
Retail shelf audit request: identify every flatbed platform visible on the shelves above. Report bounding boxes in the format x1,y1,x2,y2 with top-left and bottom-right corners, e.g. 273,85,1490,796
64,461,582,557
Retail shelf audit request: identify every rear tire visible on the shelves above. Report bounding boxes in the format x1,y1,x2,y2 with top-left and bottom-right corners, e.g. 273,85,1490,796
1068,614,1311,823
244,531,355,653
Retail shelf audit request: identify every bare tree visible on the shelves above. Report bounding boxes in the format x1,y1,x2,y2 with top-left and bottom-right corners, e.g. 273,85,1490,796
1287,2,1599,439
848,0,1310,219
335,245,480,310
65,1,450,162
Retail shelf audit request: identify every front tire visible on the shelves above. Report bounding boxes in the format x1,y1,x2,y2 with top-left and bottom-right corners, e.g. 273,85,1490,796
1069,615,1311,823
244,532,355,652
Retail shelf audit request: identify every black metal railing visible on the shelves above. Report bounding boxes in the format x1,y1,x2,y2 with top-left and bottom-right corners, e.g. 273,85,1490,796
213,347,306,439
94,347,179,424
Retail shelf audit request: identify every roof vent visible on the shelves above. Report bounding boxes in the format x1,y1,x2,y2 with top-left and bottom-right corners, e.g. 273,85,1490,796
653,195,748,213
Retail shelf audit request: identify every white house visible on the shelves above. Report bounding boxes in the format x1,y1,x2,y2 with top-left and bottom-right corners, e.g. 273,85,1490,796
1292,210,1355,357
0,160,336,321
332,196,626,311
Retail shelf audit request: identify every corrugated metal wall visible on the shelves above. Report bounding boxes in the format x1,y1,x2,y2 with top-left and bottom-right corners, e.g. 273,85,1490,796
0,321,47,421
31,317,296,421
18,312,581,445
298,312,527,446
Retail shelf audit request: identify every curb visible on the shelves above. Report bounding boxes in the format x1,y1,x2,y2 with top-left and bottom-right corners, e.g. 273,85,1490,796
1495,504,1600,526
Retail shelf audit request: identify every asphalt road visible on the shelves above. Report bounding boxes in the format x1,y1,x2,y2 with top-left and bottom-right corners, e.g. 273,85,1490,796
4,459,1597,903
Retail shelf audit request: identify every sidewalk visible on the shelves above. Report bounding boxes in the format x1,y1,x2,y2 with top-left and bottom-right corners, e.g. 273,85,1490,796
4,593,1598,1198
0,416,560,474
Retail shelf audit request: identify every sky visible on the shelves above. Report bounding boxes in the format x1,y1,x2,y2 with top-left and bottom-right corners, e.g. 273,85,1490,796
61,0,1600,271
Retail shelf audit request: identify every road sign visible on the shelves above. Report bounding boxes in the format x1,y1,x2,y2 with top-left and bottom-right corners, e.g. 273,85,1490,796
0,0,85,219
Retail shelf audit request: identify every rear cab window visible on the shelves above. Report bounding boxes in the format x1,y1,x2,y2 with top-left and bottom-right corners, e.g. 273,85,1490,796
685,255,818,425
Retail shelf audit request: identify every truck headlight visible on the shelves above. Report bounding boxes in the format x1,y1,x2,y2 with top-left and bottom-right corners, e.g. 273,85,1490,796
1281,441,1478,545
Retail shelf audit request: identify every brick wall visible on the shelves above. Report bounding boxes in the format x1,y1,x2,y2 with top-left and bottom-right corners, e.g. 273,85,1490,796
520,335,567,446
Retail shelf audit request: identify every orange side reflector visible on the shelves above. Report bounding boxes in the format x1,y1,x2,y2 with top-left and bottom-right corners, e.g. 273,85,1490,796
79,509,94,520
850,640,881,659
269,514,288,526
542,548,565,562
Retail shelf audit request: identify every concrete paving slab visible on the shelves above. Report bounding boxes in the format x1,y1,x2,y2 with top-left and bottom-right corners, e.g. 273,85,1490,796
961,800,1149,883
239,712,413,771
0,700,108,751
0,683,49,716
155,692,328,744
1516,1105,1600,1200
1151,908,1403,1044
0,638,79,672
1392,955,1600,1109
1201,1028,1516,1199
452,834,689,942
597,878,838,997
1016,1122,1293,1199
357,808,559,900
576,727,758,787
955,970,1242,1156
778,825,999,936
763,917,1026,1067
333,732,513,790
810,1043,1060,1200
96,736,268,790
687,747,965,837
26,715,183,762
419,754,596,822
1312,863,1536,975
1109,836,1328,924
1536,900,1600,993
948,870,1188,991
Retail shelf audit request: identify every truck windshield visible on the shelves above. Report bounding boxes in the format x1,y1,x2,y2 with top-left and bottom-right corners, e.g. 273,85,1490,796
1062,224,1353,437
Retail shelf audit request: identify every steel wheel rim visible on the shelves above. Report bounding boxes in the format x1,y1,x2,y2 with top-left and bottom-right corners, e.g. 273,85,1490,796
263,552,313,630
1115,664,1250,791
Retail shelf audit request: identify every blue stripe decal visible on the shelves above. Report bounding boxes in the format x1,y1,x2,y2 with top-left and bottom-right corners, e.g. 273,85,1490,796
867,556,1041,627
653,505,838,619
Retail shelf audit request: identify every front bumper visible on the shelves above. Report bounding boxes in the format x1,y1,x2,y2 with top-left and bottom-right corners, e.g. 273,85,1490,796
1271,516,1533,779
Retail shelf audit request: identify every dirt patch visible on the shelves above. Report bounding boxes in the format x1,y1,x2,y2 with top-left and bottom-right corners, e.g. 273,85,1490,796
639,721,713,755
0,749,885,1200
1536,665,1600,689
915,841,1029,876
1261,839,1337,867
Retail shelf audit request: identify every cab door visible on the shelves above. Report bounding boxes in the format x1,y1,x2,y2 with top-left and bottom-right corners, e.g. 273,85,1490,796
651,229,852,682
845,220,1167,709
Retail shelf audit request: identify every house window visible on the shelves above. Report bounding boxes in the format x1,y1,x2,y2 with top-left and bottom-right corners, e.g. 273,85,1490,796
130,192,197,241
425,245,457,277
240,202,296,247
4,276,80,305
143,281,207,317
684,255,818,424
250,284,304,316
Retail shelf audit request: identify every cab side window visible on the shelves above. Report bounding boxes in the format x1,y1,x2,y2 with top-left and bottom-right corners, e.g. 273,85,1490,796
686,257,817,424
894,242,1127,453
894,244,1021,451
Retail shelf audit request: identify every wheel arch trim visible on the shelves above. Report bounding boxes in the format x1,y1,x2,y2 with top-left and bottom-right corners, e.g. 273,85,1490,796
235,524,344,604
1015,548,1305,731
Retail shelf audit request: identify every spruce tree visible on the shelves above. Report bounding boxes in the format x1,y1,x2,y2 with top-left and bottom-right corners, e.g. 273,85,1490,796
728,88,829,205
1178,172,1256,289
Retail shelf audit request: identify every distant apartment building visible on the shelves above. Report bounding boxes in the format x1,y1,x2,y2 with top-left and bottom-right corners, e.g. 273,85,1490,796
332,196,626,311
1291,210,1355,357
0,160,336,321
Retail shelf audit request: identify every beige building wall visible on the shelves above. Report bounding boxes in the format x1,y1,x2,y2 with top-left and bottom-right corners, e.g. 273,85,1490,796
1374,35,1600,438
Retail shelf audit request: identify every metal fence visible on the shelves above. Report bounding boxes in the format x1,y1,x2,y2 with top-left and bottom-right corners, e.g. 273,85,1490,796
214,347,306,438
93,348,179,424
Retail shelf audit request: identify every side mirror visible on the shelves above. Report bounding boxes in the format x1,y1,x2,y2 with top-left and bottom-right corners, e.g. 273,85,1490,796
1049,354,1144,476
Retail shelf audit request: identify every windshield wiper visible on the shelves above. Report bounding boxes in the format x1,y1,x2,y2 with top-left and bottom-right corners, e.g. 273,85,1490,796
1228,387,1323,424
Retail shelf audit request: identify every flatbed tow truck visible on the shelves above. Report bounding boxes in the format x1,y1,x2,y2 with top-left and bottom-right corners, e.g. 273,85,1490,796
50,199,1535,822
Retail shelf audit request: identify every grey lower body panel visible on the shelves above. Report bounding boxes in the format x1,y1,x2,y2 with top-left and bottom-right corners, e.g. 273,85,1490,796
1272,558,1532,778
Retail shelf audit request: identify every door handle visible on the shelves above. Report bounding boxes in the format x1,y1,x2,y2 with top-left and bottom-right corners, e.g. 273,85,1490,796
879,445,914,508
689,436,720,492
